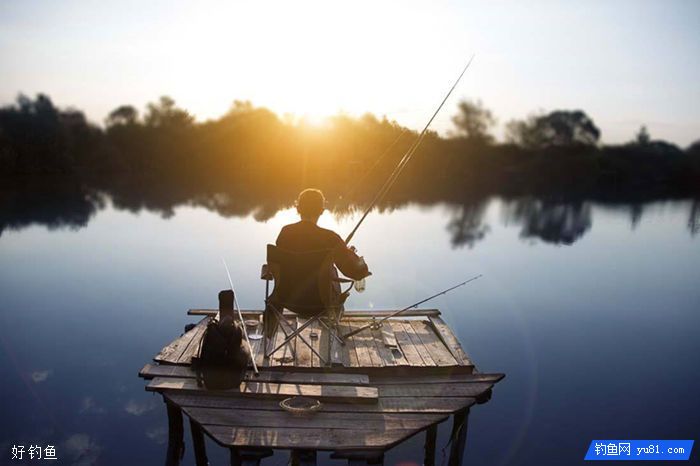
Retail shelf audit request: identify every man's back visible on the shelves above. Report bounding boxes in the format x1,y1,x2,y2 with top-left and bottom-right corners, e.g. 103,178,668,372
276,220,367,280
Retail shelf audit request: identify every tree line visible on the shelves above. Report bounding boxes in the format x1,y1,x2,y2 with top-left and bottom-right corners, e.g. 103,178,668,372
1,93,699,205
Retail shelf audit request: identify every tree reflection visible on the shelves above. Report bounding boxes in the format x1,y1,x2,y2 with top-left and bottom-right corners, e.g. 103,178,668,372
1,180,698,247
0,180,102,236
689,200,699,236
503,198,592,245
446,200,490,248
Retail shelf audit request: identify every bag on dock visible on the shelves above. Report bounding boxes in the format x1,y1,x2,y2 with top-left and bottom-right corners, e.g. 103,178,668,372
192,291,249,390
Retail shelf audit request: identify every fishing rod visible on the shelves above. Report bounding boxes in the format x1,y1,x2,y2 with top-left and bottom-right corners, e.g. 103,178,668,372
344,55,475,245
341,274,482,340
222,259,259,375
341,127,410,201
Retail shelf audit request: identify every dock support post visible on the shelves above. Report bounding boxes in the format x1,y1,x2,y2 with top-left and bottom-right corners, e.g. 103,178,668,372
448,407,470,466
290,449,317,465
189,419,209,466
164,399,184,466
230,447,273,466
424,423,438,466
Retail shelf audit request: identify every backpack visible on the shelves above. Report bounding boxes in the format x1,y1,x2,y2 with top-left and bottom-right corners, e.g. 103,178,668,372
192,291,249,389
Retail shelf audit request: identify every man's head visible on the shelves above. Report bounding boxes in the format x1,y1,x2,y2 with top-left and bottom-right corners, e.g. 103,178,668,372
296,188,325,221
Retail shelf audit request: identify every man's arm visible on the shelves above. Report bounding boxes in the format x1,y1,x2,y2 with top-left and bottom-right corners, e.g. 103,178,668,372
331,234,370,280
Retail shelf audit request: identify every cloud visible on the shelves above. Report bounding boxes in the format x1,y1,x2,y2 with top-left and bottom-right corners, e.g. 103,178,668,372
79,397,105,414
64,433,101,466
124,398,156,416
30,370,52,383
146,426,167,445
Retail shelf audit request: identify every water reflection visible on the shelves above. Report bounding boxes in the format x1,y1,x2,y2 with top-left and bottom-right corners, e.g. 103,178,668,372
1,182,698,246
1,184,698,466
502,199,592,245
689,200,700,236
446,200,490,248
0,181,103,236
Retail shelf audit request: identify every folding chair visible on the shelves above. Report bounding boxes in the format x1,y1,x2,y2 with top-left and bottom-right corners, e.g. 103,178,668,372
261,244,354,366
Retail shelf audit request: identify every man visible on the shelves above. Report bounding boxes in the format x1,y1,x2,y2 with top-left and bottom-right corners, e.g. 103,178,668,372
266,188,370,347
277,188,370,283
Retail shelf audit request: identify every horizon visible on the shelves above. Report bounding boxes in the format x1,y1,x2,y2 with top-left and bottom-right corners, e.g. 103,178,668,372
2,0,700,147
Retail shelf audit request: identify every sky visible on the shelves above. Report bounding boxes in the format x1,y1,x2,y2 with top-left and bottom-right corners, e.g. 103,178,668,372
1,0,699,146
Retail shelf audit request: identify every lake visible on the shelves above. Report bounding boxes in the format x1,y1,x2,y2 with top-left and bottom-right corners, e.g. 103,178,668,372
0,195,698,465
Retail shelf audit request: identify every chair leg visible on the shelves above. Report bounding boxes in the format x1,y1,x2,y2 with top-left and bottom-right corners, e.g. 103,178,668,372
319,319,344,346
265,322,298,359
264,305,297,358
267,316,328,365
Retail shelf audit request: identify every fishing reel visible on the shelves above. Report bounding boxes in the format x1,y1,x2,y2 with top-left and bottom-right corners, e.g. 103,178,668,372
369,316,383,330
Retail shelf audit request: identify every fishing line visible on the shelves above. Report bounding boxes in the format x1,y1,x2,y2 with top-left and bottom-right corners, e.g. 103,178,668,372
223,259,259,375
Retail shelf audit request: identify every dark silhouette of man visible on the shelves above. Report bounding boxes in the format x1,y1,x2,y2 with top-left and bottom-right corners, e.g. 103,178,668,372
277,188,370,285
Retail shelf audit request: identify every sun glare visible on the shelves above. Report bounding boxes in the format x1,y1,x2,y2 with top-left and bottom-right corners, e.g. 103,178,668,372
167,0,462,129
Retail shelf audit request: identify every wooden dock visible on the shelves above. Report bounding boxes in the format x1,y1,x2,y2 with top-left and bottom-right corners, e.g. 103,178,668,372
139,309,504,465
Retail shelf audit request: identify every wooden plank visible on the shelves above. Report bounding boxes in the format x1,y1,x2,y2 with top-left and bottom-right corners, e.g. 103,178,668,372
409,320,458,367
371,373,505,385
348,323,373,368
269,318,296,367
295,318,313,368
242,381,378,403
401,321,436,366
155,317,209,364
428,316,473,367
385,342,409,367
380,325,398,349
376,382,492,398
148,377,378,403
329,326,345,367
184,407,445,430
177,322,207,364
389,321,423,366
167,393,475,414
309,320,322,368
338,323,357,367
356,324,384,367
371,327,396,367
205,425,421,450
139,364,370,385
318,322,330,368
189,309,441,318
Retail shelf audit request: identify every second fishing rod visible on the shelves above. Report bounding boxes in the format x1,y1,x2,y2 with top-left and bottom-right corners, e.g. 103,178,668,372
340,274,482,340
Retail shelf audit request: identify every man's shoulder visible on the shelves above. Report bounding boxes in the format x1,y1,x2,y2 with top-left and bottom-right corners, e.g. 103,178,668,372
315,225,344,245
278,221,303,233
277,221,344,249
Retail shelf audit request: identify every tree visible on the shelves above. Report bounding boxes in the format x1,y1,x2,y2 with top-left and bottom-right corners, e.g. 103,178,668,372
506,110,600,149
451,99,496,143
105,105,138,127
634,125,651,145
144,96,193,128
685,140,700,156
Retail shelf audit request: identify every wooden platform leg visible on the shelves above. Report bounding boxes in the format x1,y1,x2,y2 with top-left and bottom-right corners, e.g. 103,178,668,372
290,449,317,465
189,419,208,466
230,447,273,466
164,399,184,466
424,424,438,466
448,407,470,466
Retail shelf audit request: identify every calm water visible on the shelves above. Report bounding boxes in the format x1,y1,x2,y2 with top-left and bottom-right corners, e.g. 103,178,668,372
0,197,698,465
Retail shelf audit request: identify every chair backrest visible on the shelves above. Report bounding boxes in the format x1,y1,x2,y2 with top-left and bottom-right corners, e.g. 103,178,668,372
266,244,335,317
